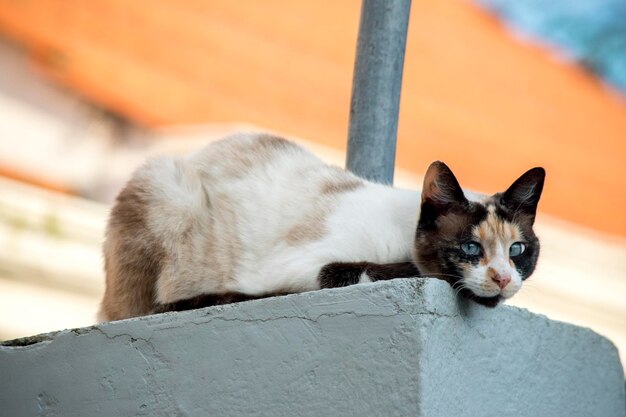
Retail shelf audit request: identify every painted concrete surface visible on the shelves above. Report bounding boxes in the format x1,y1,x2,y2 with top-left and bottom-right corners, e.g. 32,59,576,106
0,279,624,417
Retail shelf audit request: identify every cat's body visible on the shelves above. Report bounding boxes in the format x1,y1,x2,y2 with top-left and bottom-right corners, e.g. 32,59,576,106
100,132,544,321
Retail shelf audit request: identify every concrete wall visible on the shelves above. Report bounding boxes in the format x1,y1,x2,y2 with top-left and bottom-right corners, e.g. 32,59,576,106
1,279,624,417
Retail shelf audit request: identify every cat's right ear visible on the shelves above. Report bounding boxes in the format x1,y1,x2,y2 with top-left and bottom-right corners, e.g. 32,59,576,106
421,161,466,209
419,161,467,229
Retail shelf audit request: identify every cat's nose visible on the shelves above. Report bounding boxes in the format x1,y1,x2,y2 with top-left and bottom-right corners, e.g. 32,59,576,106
491,272,511,290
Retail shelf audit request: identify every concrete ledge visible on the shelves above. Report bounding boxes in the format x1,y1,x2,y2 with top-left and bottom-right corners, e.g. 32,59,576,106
1,279,624,417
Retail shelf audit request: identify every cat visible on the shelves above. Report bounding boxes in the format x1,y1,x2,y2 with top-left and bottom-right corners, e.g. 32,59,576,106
99,132,545,321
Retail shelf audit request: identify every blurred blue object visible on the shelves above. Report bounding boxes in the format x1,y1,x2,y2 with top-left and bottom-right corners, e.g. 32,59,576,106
474,0,626,94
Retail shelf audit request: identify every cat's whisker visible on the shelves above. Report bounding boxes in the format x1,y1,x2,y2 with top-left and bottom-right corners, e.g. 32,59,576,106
453,284,468,297
459,281,476,294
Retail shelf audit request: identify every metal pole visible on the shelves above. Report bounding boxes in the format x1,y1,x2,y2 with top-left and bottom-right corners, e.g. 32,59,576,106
346,0,411,185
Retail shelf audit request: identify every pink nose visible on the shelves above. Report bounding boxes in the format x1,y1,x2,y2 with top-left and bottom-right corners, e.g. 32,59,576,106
491,273,511,290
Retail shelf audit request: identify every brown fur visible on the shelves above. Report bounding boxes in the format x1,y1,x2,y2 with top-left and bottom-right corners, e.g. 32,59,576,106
321,179,362,195
101,180,165,321
320,167,363,195
285,207,330,246
286,169,363,246
414,211,476,279
204,133,301,179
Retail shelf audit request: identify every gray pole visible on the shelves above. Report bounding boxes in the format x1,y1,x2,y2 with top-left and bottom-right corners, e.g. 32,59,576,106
346,0,411,185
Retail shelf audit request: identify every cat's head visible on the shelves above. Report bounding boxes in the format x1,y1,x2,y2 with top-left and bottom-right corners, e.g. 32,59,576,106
413,161,545,307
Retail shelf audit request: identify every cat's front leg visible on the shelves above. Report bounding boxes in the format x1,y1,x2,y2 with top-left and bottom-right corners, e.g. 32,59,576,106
318,262,420,288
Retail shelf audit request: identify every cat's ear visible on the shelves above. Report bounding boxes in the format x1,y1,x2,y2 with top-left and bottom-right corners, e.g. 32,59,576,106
501,167,545,221
421,161,466,209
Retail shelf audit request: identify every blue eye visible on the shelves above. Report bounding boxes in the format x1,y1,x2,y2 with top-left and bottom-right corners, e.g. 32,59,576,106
510,242,526,257
461,241,482,256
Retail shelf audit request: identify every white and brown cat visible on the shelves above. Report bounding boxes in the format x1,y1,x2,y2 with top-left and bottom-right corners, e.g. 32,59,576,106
99,132,545,321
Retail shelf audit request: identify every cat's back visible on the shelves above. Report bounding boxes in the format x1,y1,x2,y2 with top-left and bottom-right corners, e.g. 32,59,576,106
189,132,319,183
112,132,362,241
187,132,366,245
116,133,329,227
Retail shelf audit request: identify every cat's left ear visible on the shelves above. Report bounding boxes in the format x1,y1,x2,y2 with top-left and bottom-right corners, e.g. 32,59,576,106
501,167,545,222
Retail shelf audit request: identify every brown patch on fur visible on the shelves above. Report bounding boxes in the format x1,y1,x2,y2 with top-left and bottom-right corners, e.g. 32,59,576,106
285,206,330,246
242,134,300,163
321,178,363,195
414,212,473,277
205,133,302,179
285,167,362,246
436,213,472,238
100,179,165,321
477,225,486,241
511,213,535,239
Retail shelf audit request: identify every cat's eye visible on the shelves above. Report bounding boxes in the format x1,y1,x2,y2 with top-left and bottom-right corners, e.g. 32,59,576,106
461,241,482,256
509,242,526,257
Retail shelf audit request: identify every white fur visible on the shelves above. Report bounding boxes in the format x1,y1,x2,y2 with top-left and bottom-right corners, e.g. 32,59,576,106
359,271,373,283
229,183,419,295
138,133,421,302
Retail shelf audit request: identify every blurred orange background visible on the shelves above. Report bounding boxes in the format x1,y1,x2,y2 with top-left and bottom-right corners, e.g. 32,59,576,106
0,0,624,365
0,0,624,236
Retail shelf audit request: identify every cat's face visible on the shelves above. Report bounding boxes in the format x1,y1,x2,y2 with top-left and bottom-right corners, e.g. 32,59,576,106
413,162,545,307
